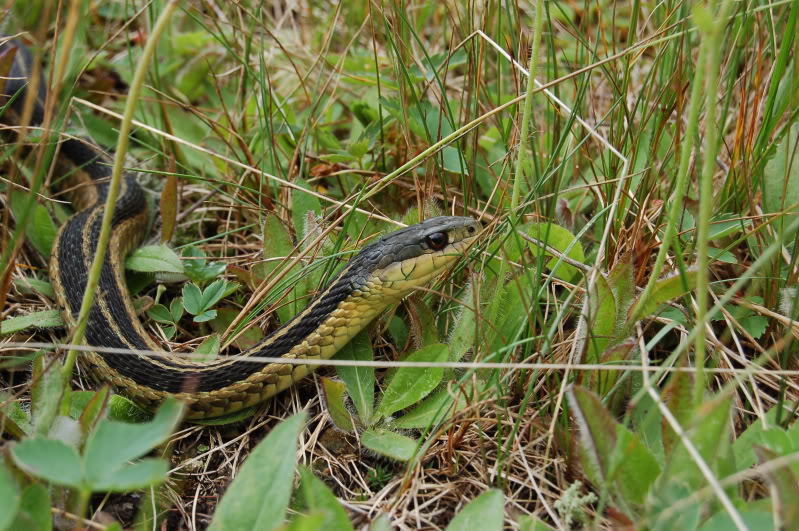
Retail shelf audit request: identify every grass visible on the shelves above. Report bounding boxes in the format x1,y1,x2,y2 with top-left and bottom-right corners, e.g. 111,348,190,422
1,0,799,529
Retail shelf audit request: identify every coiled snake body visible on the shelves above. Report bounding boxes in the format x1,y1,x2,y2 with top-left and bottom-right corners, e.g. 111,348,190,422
1,37,478,419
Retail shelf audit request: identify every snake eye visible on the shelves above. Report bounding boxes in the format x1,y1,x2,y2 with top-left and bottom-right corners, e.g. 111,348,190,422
425,232,448,250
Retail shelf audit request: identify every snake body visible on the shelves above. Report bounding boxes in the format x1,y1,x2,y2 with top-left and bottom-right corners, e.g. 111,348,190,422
1,37,478,419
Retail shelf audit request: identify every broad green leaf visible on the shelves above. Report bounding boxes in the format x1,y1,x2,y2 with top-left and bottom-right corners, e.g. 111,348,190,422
590,341,635,398
12,276,54,298
586,274,616,365
194,333,221,362
210,413,306,530
200,279,228,309
0,462,20,531
147,304,174,324
754,445,799,528
291,178,322,244
699,510,773,531
566,385,616,486
183,247,226,284
0,310,63,336
446,489,504,531
448,282,476,362
191,406,259,427
256,214,300,324
182,283,204,315
525,223,585,282
209,308,263,351
369,514,392,531
376,344,448,418
69,392,150,424
11,438,83,488
83,398,184,486
321,378,355,432
610,424,661,506
441,146,469,175
628,269,698,323
667,393,732,489
193,309,217,323
297,467,354,531
360,428,417,462
126,244,184,274
707,214,752,241
661,368,695,454
606,253,634,336
78,386,110,443
648,481,700,531
31,354,64,437
10,483,51,531
91,459,169,492
707,247,737,264
9,189,57,259
763,123,799,232
391,387,462,430
335,332,374,425
733,406,782,470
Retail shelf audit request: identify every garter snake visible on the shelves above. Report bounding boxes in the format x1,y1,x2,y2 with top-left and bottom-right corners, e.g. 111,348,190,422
1,37,479,419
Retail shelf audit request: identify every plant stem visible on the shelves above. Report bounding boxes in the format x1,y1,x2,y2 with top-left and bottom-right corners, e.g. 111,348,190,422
61,1,180,394
693,0,736,406
510,0,545,218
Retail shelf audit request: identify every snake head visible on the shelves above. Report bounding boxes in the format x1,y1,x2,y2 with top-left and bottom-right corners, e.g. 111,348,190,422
356,216,481,299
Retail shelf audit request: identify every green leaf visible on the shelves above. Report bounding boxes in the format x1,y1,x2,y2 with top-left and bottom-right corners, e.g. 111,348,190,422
586,274,616,365
668,393,732,489
147,304,175,324
183,246,226,284
699,510,773,531
606,253,635,336
9,189,57,259
170,298,184,321
0,310,63,336
10,483,51,531
321,378,355,432
334,332,374,425
210,413,306,530
12,276,54,298
754,445,799,528
566,385,616,487
0,462,20,531
629,269,698,323
661,368,695,454
256,214,301,324
446,489,504,531
209,308,263,351
376,344,448,418
448,282,476,362
524,223,585,282
83,398,183,486
297,467,354,531
78,386,110,443
441,146,469,175
733,406,782,471
193,309,217,323
182,283,204,315
707,214,752,241
763,123,799,232
391,387,463,430
11,438,83,488
200,279,228,309
194,333,221,362
360,428,418,462
126,244,184,274
291,178,322,244
610,424,661,506
91,459,169,492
